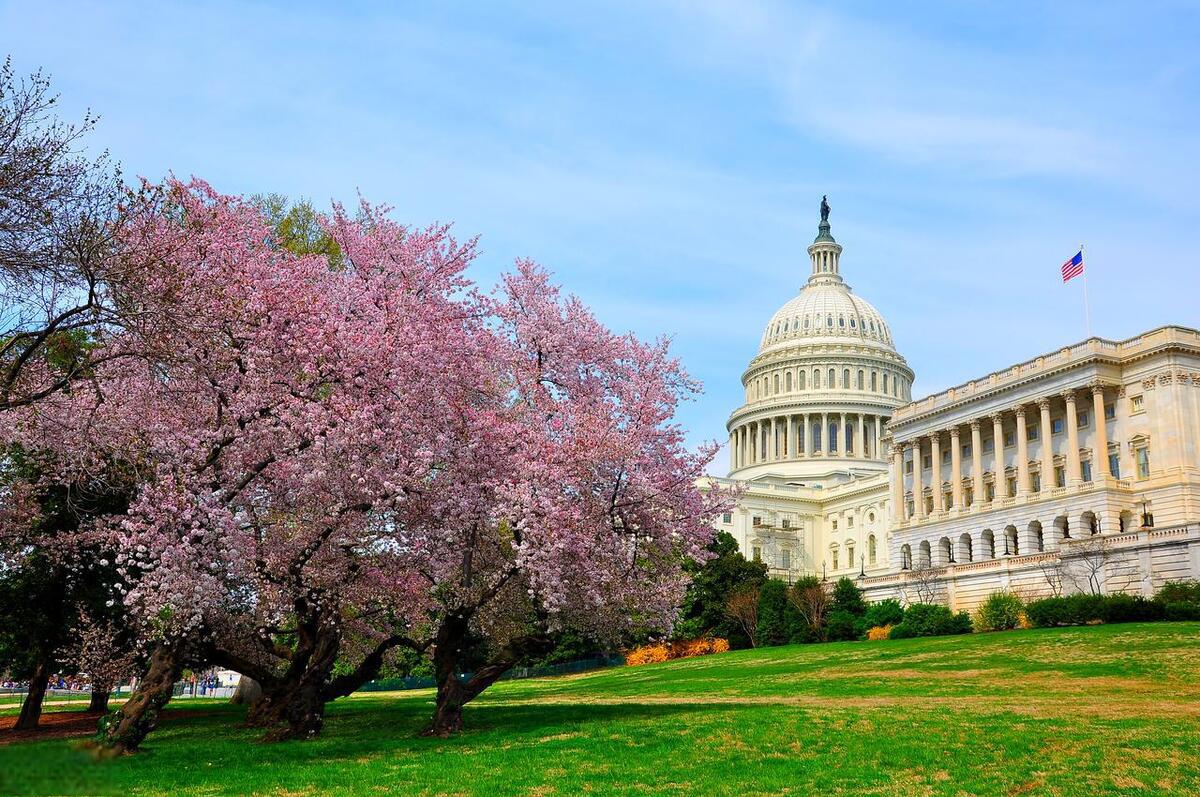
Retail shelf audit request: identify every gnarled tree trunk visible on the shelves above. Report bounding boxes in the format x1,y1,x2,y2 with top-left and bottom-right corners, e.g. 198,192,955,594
100,641,184,754
229,676,262,706
247,623,341,741
14,656,51,731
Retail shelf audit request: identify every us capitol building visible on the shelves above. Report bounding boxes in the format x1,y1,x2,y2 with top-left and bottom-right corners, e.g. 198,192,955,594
704,200,1200,610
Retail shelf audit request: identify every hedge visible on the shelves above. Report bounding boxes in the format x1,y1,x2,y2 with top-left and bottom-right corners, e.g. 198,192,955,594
889,603,972,639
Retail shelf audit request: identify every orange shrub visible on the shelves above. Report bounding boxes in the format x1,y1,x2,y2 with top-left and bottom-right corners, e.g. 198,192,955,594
625,637,730,666
866,625,892,641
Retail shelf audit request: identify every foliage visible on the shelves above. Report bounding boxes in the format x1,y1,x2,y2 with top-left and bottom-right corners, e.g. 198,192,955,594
755,579,800,647
831,577,867,617
1024,593,1166,628
861,599,904,630
825,578,868,641
1154,581,1200,621
974,592,1025,632
786,576,830,643
624,637,729,666
824,610,860,642
865,625,893,641
676,531,767,648
723,586,761,648
889,603,973,639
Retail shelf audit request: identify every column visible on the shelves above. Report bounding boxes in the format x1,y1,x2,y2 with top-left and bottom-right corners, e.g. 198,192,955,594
950,426,963,509
729,431,737,471
770,417,777,461
875,416,883,461
930,433,943,513
1063,390,1082,484
1092,384,1110,478
971,420,984,507
1038,398,1053,492
912,439,926,520
891,443,905,521
804,413,813,456
840,412,848,456
859,414,868,458
1015,406,1030,496
822,412,829,454
991,413,1005,500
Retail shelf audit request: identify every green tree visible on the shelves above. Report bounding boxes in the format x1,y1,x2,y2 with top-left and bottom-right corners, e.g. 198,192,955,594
676,532,767,648
827,577,869,641
756,579,802,647
253,194,343,266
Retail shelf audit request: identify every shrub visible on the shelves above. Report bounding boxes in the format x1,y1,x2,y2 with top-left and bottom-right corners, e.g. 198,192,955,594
975,591,1024,632
825,609,861,642
866,625,892,641
862,599,904,630
890,603,973,639
831,577,867,617
625,637,730,666
1153,581,1200,621
1101,594,1164,623
1026,593,1168,628
756,579,801,647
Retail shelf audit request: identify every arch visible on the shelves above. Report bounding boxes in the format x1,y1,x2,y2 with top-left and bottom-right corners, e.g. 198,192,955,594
785,371,792,391
1080,510,1099,536
1119,508,1134,533
773,374,780,394
857,369,865,390
1026,520,1044,553
1054,514,1070,541
814,369,821,389
843,368,851,389
918,540,932,568
957,533,974,563
936,536,953,566
798,370,806,390
981,529,996,560
812,422,822,452
828,421,838,453
868,534,877,564
1003,525,1019,556
871,370,878,391
883,373,889,394
900,543,912,569
828,368,835,388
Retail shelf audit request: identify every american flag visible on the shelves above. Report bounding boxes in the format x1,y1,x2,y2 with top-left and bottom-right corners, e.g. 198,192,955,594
1061,250,1084,283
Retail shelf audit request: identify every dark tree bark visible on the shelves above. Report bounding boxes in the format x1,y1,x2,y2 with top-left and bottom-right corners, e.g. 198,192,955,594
87,689,110,713
246,619,341,741
14,655,51,731
99,641,184,755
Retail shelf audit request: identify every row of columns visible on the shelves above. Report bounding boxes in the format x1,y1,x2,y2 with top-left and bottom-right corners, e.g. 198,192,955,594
890,384,1112,524
730,412,887,468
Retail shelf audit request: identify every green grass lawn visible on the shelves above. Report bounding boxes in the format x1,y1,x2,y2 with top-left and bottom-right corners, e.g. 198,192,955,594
3,622,1200,796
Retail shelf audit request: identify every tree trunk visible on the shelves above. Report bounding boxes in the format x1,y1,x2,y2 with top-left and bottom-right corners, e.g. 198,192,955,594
14,656,51,731
230,676,262,706
424,615,521,737
99,641,184,755
87,690,110,713
249,627,339,741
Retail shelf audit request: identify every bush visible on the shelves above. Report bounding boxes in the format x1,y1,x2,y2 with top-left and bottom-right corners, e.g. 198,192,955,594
866,625,892,641
831,578,867,616
756,579,802,647
625,637,730,666
862,599,904,630
889,603,973,639
825,609,861,642
1026,593,1168,628
1101,594,1164,623
974,591,1024,632
1153,581,1200,621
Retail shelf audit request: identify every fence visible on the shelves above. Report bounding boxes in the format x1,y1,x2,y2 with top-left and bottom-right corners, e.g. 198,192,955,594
0,685,133,710
357,654,625,693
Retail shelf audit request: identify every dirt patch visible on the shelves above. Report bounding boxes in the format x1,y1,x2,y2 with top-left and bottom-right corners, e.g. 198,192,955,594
0,707,224,746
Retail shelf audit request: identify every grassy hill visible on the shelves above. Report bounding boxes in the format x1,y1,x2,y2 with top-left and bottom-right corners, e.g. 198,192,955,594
4,622,1200,795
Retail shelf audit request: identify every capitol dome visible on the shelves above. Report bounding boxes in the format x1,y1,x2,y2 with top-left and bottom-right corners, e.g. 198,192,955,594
726,200,914,484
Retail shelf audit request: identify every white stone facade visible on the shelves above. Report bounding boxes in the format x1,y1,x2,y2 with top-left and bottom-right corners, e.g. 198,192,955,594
706,209,1200,611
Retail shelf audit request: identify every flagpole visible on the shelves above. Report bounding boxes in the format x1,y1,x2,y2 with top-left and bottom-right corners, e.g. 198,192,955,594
1081,243,1092,338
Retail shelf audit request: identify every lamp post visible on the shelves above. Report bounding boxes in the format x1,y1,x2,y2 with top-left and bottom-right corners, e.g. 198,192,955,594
1140,497,1154,529
821,560,827,582
858,554,865,579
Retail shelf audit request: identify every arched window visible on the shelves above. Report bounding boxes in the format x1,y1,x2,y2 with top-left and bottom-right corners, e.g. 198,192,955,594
868,535,877,564
857,370,864,390
838,315,845,328
843,368,850,389
798,370,806,390
883,373,889,393
900,543,911,569
785,372,792,391
774,374,780,394
814,369,821,389
847,543,855,568
871,371,878,391
828,368,835,387
826,314,833,328
804,316,810,329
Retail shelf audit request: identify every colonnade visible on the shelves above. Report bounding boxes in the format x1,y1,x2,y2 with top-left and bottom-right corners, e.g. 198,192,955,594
890,384,1115,524
730,411,888,468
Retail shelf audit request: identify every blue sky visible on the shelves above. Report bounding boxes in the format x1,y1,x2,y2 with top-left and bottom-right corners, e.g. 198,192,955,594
5,1,1199,462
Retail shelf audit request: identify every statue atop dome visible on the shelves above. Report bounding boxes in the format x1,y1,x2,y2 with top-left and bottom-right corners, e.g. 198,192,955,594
813,195,836,244
820,195,830,223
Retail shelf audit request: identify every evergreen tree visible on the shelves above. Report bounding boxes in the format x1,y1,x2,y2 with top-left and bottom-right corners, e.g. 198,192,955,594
676,532,767,648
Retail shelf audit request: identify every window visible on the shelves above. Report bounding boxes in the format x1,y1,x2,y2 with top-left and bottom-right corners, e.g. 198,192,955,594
983,439,994,453
868,536,877,564
831,549,839,569
941,449,951,464
1135,445,1150,479
843,368,850,388
781,550,791,569
964,486,973,506
1130,395,1144,414
785,372,792,391
831,520,838,531
814,370,821,389
752,515,762,527
798,371,806,390
1051,418,1064,435
923,455,932,469
857,370,865,390
905,460,913,474
781,518,791,530
868,512,875,523
1032,473,1041,492
721,513,732,524
1027,424,1039,441
1004,430,1015,447
846,544,855,566
847,517,854,528
828,368,835,388
1081,460,1092,482
962,444,972,458
906,500,915,517
752,546,762,562
1077,410,1090,428
1006,477,1016,497
1055,466,1066,487
883,374,889,393
1108,451,1120,478
826,314,833,328
985,483,995,501
1104,403,1116,421
774,374,780,394
839,316,845,328
871,372,878,391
